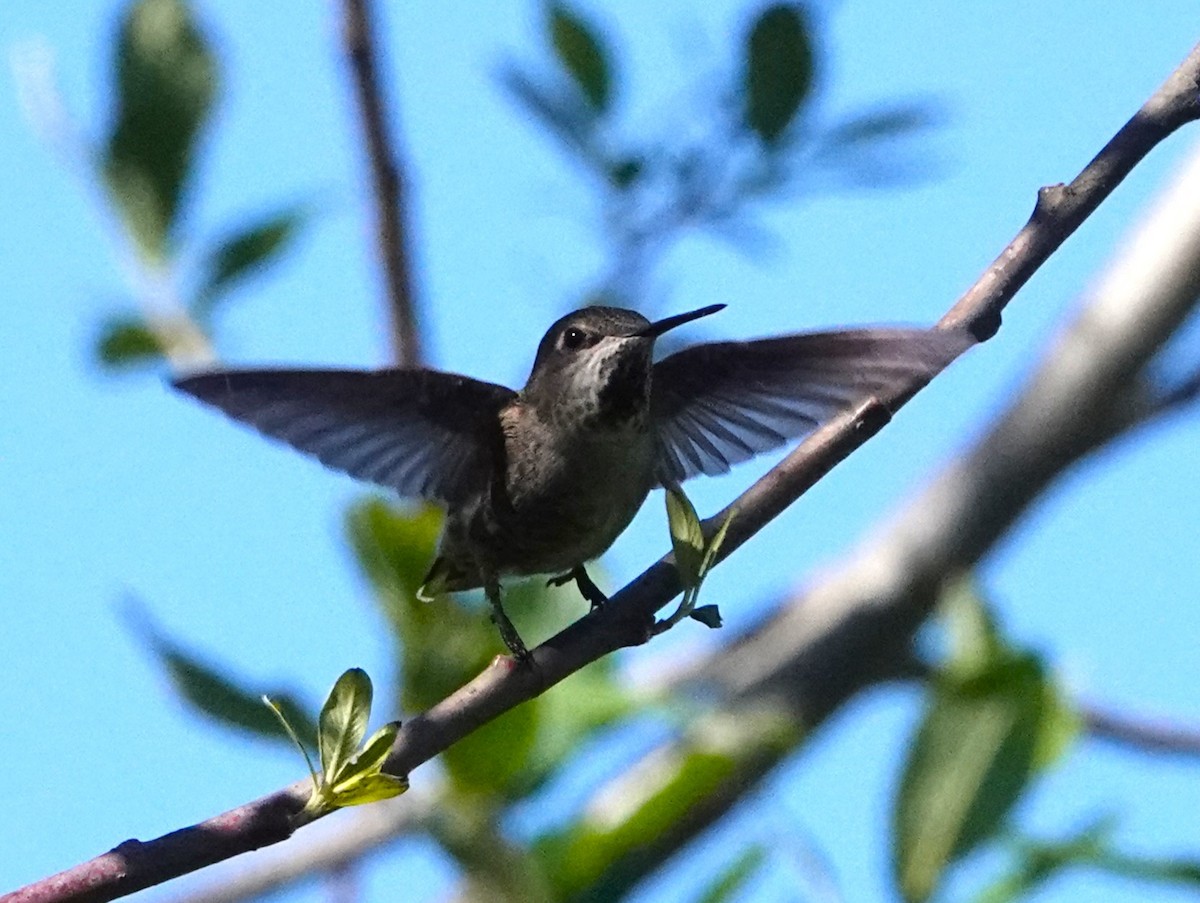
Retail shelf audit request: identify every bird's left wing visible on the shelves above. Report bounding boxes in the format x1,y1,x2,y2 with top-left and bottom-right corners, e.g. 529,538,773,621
173,368,516,504
651,328,971,485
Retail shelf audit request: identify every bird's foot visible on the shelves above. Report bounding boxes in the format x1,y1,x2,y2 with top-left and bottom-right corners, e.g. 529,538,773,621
483,573,531,663
547,565,609,612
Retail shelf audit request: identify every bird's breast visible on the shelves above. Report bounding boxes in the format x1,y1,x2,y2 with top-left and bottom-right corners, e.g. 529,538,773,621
480,403,657,573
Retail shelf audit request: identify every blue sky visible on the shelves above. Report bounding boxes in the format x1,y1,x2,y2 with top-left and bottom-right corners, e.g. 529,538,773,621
2,2,1200,902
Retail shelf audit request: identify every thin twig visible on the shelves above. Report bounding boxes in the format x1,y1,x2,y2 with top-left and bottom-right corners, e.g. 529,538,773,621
341,0,423,366
8,37,1200,903
1082,704,1200,758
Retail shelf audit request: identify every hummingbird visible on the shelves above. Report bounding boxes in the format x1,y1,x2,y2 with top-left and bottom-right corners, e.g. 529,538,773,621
173,304,969,658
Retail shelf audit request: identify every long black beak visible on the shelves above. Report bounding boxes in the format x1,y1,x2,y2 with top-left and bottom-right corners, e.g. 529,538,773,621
636,303,726,339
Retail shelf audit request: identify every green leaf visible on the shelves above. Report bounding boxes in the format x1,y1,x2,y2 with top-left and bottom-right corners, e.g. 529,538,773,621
127,605,318,746
548,2,611,113
319,668,373,781
326,770,408,807
102,0,217,260
696,845,768,903
353,721,402,774
690,605,723,629
894,655,1048,903
665,485,705,588
327,720,407,805
96,315,167,368
195,205,310,312
743,3,814,143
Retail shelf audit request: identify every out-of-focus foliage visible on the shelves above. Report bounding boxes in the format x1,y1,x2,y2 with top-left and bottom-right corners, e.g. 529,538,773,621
894,586,1080,903
501,1,941,303
103,0,215,261
92,0,310,370
72,1,1190,901
127,601,319,750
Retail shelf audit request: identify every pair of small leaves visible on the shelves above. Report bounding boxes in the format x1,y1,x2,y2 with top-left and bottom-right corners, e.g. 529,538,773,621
893,586,1081,903
267,667,407,818
659,485,734,631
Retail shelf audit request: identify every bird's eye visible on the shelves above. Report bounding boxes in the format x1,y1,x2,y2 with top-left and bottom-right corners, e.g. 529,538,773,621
561,327,587,350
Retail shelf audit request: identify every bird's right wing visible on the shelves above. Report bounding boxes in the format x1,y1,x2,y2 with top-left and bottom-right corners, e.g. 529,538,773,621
173,368,516,504
651,328,972,485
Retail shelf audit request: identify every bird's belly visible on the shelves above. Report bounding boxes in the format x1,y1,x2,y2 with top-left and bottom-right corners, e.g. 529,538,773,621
494,428,655,575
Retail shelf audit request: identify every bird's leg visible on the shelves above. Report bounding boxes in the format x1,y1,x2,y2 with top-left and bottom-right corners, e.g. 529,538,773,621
482,569,530,662
547,564,608,611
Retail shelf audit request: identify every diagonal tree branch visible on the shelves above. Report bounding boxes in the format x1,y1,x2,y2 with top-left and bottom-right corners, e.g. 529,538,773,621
7,36,1200,903
341,0,423,366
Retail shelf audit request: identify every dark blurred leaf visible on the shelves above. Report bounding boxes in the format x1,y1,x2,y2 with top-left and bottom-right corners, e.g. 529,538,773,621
690,604,723,628
819,103,940,152
497,61,603,167
894,655,1048,903
743,4,814,143
548,2,611,113
96,314,167,368
126,603,318,749
608,155,643,188
696,845,768,903
102,0,217,260
195,205,310,312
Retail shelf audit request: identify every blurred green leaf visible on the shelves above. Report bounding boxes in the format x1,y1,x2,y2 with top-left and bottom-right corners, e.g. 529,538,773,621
195,205,310,312
442,697,540,794
539,747,740,895
318,667,373,781
517,659,635,794
102,0,217,260
696,845,768,903
894,655,1048,903
127,604,318,747
96,314,167,368
548,1,611,113
537,712,797,897
743,3,814,143
940,580,1003,679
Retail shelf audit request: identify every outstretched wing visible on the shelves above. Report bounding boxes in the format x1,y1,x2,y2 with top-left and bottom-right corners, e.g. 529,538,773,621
173,368,516,504
651,328,971,485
